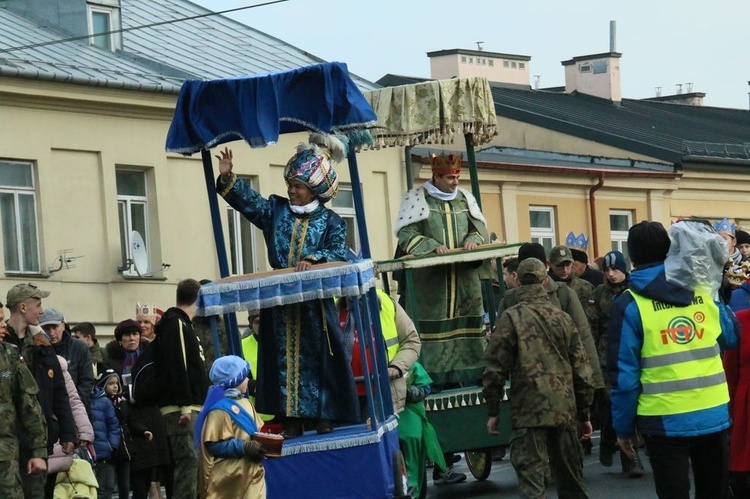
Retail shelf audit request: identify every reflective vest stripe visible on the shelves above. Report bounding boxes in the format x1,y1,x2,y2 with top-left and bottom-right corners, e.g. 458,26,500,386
626,290,729,416
377,289,400,362
641,344,720,369
641,370,727,395
385,336,399,348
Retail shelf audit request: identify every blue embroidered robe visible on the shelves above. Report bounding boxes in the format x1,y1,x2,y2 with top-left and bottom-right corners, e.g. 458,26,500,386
218,174,358,422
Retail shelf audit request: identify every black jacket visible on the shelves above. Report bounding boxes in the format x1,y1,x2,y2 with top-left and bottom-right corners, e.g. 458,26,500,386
154,307,210,408
6,326,77,452
105,339,170,471
52,329,94,407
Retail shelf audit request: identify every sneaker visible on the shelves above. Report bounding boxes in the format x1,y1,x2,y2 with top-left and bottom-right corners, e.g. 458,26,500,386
599,442,616,467
433,470,467,485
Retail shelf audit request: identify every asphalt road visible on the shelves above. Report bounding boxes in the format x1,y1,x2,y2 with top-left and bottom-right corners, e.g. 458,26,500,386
426,434,660,498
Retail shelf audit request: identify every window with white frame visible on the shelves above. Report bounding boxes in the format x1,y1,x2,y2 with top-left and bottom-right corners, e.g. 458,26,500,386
331,184,360,254
227,176,258,275
610,209,633,265
87,2,121,51
529,206,556,254
116,170,150,276
0,161,41,274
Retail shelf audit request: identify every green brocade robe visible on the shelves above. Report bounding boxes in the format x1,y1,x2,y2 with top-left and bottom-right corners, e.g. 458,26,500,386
397,189,487,385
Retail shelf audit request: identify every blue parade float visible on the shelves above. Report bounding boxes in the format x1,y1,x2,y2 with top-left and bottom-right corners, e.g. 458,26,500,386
165,62,409,498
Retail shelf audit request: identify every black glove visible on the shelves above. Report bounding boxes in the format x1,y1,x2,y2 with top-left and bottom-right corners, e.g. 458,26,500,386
406,385,427,403
243,439,265,462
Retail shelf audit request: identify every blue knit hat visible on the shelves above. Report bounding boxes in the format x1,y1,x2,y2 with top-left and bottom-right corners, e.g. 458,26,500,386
209,355,250,389
602,251,627,274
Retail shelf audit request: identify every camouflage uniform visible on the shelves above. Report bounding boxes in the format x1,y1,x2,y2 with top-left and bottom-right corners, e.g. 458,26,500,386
483,284,595,499
567,276,594,306
163,412,198,498
586,279,629,382
0,342,47,499
498,279,604,389
192,314,227,369
586,278,630,468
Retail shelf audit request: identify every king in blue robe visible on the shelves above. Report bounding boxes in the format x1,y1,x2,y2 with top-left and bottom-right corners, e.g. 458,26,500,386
215,138,359,432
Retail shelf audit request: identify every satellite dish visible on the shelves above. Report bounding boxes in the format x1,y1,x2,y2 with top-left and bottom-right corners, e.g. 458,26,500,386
130,231,149,276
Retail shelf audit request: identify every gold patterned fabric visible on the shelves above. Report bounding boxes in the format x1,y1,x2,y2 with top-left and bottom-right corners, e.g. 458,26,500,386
364,77,497,148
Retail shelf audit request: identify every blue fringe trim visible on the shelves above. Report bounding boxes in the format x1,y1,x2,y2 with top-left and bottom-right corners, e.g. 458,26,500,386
280,416,399,456
196,260,376,316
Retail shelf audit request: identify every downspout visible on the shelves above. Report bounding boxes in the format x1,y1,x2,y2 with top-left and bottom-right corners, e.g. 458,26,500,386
589,173,605,257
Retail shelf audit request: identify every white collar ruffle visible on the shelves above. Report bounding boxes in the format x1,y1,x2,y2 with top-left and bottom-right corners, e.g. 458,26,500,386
289,199,320,215
423,180,458,201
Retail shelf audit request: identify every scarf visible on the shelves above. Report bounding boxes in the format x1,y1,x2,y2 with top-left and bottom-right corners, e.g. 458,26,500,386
122,350,138,375
423,180,458,202
730,248,742,265
194,387,257,449
289,199,320,215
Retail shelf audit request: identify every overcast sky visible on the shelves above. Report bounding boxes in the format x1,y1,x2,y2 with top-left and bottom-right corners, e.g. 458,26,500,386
193,0,750,109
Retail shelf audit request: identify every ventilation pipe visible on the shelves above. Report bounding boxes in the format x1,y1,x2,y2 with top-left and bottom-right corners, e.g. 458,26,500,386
589,173,605,257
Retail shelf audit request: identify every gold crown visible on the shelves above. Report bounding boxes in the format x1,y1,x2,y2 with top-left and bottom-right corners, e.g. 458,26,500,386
430,153,462,174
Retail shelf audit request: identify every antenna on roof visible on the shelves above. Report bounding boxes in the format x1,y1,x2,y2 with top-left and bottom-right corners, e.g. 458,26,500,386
655,86,662,97
676,83,683,94
686,82,693,93
534,75,541,90
476,41,484,51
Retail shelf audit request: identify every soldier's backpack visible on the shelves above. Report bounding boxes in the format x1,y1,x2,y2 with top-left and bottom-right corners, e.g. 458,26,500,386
129,336,160,406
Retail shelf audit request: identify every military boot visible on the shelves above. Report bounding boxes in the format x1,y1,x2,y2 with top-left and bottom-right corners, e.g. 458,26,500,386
599,441,616,467
620,448,644,478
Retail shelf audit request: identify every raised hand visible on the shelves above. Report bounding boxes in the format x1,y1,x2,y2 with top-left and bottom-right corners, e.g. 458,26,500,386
216,147,233,180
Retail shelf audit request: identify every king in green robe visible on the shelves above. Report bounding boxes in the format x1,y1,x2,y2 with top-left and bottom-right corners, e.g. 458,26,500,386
396,168,489,386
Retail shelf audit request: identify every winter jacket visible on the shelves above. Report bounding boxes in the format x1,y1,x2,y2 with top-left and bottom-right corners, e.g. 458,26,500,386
730,281,750,312
90,387,120,461
109,395,132,463
5,325,76,453
52,329,94,407
104,340,170,471
154,307,210,409
58,356,94,443
499,278,604,389
608,262,739,439
104,340,141,376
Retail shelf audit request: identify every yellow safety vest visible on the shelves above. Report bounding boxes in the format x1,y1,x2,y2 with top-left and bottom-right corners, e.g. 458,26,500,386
377,289,401,363
240,333,274,422
627,290,729,416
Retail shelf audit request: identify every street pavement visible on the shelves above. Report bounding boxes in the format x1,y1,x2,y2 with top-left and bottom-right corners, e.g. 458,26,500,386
426,434,660,498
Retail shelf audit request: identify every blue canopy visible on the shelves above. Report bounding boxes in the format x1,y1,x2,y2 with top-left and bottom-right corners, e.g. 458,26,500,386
165,62,377,154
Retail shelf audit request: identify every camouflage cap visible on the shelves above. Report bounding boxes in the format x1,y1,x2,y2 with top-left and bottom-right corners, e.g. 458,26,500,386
6,282,50,309
548,245,574,265
517,258,548,283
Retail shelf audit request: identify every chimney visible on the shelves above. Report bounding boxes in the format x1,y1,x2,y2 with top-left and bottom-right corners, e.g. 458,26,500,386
561,21,622,102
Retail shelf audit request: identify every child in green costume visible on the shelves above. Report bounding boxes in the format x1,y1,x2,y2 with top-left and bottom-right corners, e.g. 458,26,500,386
398,362,464,497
